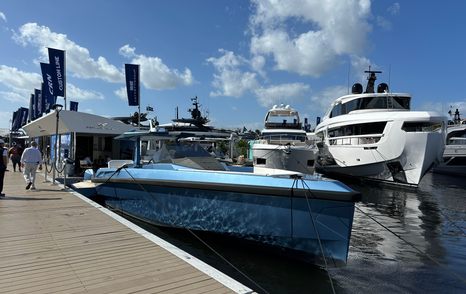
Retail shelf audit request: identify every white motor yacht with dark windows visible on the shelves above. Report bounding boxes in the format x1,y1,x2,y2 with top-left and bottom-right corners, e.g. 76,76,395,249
252,104,317,175
314,69,446,186
433,110,466,177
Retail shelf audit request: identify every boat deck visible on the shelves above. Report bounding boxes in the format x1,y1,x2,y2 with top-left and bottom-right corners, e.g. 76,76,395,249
0,165,251,293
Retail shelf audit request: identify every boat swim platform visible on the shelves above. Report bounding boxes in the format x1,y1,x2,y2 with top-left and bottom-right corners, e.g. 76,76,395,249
0,166,253,294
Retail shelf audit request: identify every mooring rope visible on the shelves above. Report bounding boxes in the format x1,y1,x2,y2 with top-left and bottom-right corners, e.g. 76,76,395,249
298,178,336,294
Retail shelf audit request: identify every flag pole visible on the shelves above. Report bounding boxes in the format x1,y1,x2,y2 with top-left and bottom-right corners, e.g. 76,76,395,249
138,64,140,128
64,49,67,110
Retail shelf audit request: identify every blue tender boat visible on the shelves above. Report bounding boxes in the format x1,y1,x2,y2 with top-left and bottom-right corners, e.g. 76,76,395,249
89,126,360,266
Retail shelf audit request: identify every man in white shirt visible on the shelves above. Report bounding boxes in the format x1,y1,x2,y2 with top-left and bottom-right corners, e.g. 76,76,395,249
20,141,42,190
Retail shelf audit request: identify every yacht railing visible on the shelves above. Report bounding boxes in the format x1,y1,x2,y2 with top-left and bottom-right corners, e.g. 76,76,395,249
329,134,383,146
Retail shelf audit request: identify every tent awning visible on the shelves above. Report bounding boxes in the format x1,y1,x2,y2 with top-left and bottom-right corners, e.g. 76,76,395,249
22,110,136,137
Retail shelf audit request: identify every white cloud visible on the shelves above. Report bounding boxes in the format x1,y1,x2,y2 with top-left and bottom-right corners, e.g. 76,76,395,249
119,44,136,58
350,55,375,82
14,23,123,83
254,83,310,107
0,91,29,103
388,3,400,15
67,83,104,101
417,101,466,117
0,65,104,105
376,16,392,30
0,65,41,95
119,44,194,90
311,85,348,115
207,49,259,97
249,0,372,77
114,86,127,101
0,11,6,22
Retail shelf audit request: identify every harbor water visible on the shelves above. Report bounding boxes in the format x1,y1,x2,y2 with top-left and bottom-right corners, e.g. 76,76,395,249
90,171,466,293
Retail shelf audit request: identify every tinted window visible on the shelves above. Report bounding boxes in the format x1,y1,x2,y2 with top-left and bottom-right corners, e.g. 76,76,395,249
328,122,387,137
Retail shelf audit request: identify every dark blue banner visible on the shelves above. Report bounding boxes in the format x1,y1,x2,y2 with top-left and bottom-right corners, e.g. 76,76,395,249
41,82,52,113
11,110,19,131
40,62,56,111
20,107,29,127
34,88,43,118
29,94,35,121
70,101,78,111
48,48,65,97
125,64,139,106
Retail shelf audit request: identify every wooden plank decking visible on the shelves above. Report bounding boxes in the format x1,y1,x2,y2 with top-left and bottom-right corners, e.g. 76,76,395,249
0,165,252,294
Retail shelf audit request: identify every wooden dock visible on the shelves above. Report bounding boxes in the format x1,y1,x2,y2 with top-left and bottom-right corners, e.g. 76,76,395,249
0,166,252,294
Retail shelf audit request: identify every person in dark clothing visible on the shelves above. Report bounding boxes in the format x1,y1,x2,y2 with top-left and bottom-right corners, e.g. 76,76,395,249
0,139,7,197
8,142,23,172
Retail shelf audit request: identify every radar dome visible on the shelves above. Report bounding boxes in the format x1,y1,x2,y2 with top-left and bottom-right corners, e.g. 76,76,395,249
351,83,363,94
377,83,389,93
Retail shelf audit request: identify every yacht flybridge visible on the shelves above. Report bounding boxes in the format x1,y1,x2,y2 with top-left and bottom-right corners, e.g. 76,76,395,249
314,69,446,186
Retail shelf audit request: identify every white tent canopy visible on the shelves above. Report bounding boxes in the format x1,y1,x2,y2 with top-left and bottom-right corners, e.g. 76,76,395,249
22,110,135,137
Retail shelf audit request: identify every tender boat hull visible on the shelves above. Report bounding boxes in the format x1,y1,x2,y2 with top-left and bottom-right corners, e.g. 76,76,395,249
92,164,359,266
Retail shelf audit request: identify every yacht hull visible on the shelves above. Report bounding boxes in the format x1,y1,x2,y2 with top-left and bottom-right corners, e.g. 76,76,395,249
252,144,316,174
92,164,359,266
315,111,446,186
316,131,444,185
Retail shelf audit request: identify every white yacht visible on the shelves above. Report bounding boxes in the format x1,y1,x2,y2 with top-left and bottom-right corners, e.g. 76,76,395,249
314,69,446,186
433,111,466,177
252,104,317,175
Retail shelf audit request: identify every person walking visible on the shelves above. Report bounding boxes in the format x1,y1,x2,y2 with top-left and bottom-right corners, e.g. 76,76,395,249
8,142,23,172
0,139,7,197
20,141,42,190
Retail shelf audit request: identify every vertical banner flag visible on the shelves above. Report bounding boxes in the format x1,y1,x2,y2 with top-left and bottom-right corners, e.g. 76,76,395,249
70,101,78,111
11,110,19,131
47,48,65,97
41,82,51,113
34,88,43,118
125,64,139,106
20,107,29,127
40,62,56,112
13,108,23,131
29,94,36,121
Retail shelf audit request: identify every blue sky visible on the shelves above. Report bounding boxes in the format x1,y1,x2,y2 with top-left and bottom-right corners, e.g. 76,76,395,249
1,0,465,131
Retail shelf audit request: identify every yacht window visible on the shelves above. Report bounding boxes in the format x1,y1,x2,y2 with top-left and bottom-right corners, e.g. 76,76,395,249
402,122,443,132
447,130,466,143
339,96,411,114
392,96,410,109
328,122,387,137
357,96,387,109
256,158,266,165
263,133,306,142
329,103,342,118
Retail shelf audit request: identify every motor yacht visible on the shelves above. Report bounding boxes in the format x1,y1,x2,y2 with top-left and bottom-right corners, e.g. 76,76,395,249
314,69,446,186
252,104,317,175
433,110,466,177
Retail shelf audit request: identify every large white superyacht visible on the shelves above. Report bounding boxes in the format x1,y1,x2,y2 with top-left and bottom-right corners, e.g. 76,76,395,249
314,69,446,186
